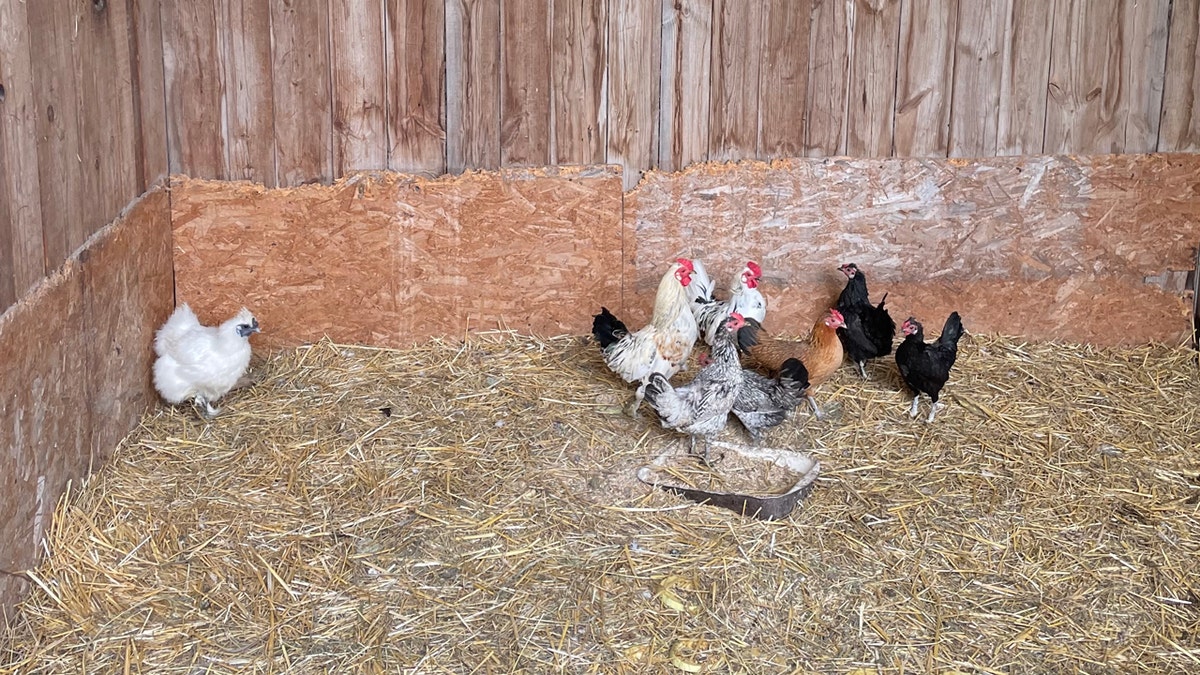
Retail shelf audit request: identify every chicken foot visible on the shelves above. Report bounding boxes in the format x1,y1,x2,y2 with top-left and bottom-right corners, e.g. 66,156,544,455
908,396,944,423
807,395,825,421
195,397,221,419
627,383,647,418
926,401,944,424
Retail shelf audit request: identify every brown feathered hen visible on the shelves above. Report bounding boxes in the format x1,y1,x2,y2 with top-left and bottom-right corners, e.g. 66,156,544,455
737,308,846,419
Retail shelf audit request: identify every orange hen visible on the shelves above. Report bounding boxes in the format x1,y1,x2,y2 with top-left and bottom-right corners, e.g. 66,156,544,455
737,308,846,419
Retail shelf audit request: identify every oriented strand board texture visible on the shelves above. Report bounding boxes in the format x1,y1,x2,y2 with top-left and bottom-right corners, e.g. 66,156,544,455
627,155,1200,346
0,188,172,615
170,166,625,348
0,263,88,615
80,188,175,463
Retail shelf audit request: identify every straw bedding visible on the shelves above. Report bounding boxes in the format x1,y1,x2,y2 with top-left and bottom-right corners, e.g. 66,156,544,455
3,331,1199,673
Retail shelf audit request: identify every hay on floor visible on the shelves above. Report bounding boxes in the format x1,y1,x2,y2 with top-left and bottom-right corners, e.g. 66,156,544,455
3,331,1200,673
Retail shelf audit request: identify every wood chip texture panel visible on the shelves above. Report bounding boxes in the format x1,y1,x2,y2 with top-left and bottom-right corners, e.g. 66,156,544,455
170,166,625,348
0,189,172,615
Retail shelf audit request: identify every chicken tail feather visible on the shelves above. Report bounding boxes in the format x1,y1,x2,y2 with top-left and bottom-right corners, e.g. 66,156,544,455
876,292,889,311
938,312,965,347
591,307,628,349
643,372,671,408
778,357,810,393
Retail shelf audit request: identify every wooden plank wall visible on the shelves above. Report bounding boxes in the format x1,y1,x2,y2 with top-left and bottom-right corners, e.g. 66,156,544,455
151,0,1200,195
1,0,166,315
3,0,1200,315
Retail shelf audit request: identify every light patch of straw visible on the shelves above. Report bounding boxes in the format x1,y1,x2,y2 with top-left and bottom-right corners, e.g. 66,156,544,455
2,331,1199,673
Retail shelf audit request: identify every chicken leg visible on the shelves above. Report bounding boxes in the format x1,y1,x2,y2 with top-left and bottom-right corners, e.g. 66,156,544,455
807,395,825,421
908,396,921,419
856,361,868,379
926,401,944,424
196,397,221,419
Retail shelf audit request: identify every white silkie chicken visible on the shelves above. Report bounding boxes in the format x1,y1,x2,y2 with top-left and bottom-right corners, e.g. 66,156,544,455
153,303,260,418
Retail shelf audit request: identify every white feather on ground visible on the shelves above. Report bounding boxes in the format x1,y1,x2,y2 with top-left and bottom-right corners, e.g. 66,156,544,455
153,303,260,417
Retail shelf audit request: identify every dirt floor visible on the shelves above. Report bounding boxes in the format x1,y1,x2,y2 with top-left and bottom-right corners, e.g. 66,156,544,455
3,330,1199,673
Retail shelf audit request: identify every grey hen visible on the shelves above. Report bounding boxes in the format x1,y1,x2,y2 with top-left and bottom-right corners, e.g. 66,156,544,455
733,357,809,442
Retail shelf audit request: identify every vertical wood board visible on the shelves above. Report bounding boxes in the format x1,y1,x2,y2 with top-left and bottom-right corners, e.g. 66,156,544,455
223,0,277,185
271,0,333,185
332,0,388,175
845,0,902,157
386,0,447,174
550,0,607,165
446,0,501,171
606,0,661,189
500,0,553,165
893,0,959,156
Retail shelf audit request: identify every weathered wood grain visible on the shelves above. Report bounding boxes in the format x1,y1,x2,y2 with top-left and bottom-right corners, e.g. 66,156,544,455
1160,0,1200,151
845,0,902,157
551,0,607,165
73,0,140,231
659,0,713,170
222,0,276,185
628,154,1200,345
949,0,1005,157
386,0,447,175
1122,0,1169,152
161,0,226,179
332,0,387,175
805,0,850,155
1044,0,1168,154
128,0,169,189
709,0,763,161
894,0,958,156
996,0,1053,155
758,0,811,158
607,0,661,189
0,0,45,303
25,0,86,270
446,0,501,171
270,0,332,185
501,0,552,166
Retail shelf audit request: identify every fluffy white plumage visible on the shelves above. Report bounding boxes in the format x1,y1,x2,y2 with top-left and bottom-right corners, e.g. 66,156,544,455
153,303,260,417
592,260,700,415
688,259,767,345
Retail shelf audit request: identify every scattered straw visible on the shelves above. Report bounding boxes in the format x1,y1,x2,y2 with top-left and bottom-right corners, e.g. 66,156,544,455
2,331,1199,673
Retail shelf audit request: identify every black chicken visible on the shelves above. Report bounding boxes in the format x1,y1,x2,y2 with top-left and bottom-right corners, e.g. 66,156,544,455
732,357,809,442
895,312,964,423
835,263,896,378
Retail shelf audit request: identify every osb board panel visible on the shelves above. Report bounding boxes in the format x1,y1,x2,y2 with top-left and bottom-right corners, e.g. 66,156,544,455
627,155,1200,346
0,263,89,611
170,166,624,348
80,187,174,465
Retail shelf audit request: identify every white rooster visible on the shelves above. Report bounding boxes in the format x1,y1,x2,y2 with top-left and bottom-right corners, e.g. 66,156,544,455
687,259,767,345
592,259,700,416
153,303,260,418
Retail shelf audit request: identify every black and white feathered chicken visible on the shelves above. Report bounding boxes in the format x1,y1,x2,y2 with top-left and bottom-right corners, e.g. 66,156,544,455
686,259,767,345
153,303,260,418
733,357,809,442
835,263,896,378
644,312,746,463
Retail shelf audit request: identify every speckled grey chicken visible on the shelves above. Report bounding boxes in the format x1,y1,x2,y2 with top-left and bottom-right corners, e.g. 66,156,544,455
644,313,746,463
732,357,809,442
